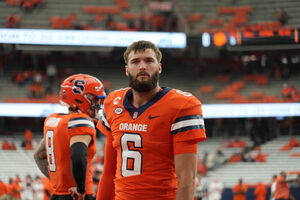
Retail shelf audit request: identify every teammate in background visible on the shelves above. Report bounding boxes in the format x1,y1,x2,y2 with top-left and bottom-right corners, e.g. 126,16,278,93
96,40,206,200
274,171,300,200
232,178,248,200
254,182,267,200
207,178,224,200
0,179,8,200
270,175,277,200
34,74,106,200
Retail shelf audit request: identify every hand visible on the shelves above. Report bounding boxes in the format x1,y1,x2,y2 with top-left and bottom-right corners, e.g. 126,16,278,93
68,187,85,200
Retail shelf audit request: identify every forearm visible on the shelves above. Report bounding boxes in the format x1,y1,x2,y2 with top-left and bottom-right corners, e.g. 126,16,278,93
96,135,116,200
176,178,195,200
34,139,49,178
71,142,88,194
34,156,49,178
175,153,197,200
96,173,115,200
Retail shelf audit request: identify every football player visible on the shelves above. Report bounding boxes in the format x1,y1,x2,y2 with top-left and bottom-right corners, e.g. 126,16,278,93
34,74,106,200
96,40,206,200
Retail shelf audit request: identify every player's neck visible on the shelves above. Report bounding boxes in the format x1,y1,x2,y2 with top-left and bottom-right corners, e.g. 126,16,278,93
132,85,161,108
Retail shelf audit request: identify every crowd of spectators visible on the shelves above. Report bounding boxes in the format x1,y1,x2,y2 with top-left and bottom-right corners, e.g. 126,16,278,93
1,139,17,150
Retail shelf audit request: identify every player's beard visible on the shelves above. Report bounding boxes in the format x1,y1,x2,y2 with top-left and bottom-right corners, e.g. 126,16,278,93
128,71,160,92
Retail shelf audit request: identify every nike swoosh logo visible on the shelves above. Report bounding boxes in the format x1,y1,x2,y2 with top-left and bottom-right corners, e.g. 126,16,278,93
148,115,160,120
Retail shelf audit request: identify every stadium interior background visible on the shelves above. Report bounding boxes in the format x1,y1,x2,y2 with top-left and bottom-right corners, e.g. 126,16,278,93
0,0,300,199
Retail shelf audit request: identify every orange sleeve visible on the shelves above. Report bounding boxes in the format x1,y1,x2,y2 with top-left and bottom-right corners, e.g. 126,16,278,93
173,140,198,155
96,135,116,200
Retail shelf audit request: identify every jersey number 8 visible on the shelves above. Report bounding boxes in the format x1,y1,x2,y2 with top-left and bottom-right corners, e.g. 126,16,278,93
46,130,56,172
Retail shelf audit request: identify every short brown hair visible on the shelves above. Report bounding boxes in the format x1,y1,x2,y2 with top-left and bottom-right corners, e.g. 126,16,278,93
123,40,162,64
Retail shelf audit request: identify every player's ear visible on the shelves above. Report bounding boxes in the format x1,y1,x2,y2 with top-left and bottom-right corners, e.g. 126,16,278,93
125,65,129,76
158,63,162,74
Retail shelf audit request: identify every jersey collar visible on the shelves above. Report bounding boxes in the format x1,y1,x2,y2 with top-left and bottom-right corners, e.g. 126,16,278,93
123,87,172,120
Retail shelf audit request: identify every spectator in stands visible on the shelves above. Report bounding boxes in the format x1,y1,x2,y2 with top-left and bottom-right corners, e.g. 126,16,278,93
274,171,300,200
20,0,33,12
22,174,33,200
194,173,205,200
207,178,223,200
138,12,147,31
94,15,105,29
6,15,18,28
32,176,43,200
290,85,297,99
105,15,116,30
29,81,44,98
253,149,267,162
288,137,300,148
232,178,247,200
254,182,267,200
213,149,227,169
0,179,8,200
10,142,17,150
7,178,22,200
46,63,57,85
279,9,288,26
2,139,11,150
240,147,254,162
25,140,33,150
270,175,277,200
282,83,292,99
14,72,25,87
197,157,207,176
13,179,22,200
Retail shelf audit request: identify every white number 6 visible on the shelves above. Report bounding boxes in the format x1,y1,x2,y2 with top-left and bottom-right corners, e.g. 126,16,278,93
120,133,143,177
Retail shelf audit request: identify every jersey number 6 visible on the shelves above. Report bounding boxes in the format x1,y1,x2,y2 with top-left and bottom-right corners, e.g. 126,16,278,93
120,133,143,177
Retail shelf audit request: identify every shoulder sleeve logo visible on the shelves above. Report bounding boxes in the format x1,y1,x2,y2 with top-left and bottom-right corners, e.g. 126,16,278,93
114,107,123,115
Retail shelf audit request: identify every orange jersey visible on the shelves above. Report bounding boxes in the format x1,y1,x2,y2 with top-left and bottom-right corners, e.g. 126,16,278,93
254,184,267,200
97,87,206,200
0,181,7,196
232,184,247,200
43,112,97,195
274,175,290,199
42,177,54,200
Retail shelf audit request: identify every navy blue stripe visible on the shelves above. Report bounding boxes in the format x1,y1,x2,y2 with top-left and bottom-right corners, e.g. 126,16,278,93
101,120,111,132
102,111,107,121
123,87,172,120
57,113,67,116
100,111,111,131
68,124,95,130
171,125,205,135
69,117,92,122
173,115,203,123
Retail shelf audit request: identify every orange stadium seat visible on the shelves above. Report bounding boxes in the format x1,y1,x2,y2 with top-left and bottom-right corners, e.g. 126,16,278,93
250,91,264,99
199,85,214,93
209,19,224,26
122,12,135,20
82,6,121,14
6,0,19,6
189,14,202,22
290,153,300,157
